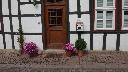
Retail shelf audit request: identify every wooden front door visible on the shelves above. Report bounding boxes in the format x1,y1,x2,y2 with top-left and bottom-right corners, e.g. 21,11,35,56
44,0,67,49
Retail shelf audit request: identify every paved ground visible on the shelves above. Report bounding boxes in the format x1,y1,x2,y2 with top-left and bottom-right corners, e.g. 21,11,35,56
0,49,128,72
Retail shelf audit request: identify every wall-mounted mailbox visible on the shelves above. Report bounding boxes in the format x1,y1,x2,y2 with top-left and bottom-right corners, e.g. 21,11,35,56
76,18,84,31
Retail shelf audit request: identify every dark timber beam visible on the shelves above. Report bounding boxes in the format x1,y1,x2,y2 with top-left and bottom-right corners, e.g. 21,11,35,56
103,33,107,50
67,0,70,41
0,0,6,49
89,0,94,50
116,0,121,51
8,0,15,49
77,0,81,18
20,1,41,5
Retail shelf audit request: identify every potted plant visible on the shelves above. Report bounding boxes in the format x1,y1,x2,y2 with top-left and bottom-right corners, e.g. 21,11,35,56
75,39,87,57
64,42,76,57
23,42,39,57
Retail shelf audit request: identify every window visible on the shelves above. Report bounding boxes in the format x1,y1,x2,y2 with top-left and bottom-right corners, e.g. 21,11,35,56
97,0,103,7
122,0,128,29
107,0,113,6
95,0,115,30
124,0,128,7
48,9,62,26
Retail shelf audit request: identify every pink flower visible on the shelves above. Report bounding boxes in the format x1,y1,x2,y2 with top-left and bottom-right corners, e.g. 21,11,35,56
23,42,38,56
64,42,76,52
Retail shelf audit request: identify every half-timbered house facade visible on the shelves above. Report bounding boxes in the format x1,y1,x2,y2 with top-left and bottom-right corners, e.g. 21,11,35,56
0,0,128,51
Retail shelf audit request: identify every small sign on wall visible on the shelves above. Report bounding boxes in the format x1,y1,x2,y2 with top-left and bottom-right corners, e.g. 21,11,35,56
76,18,84,31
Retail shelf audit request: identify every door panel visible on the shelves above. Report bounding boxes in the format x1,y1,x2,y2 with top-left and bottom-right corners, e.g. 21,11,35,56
45,6,67,49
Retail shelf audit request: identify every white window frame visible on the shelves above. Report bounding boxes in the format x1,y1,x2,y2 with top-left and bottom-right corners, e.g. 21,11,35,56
95,0,115,30
122,0,128,30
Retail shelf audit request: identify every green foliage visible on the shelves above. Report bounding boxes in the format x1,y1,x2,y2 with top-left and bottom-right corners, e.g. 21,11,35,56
75,39,87,50
17,24,24,49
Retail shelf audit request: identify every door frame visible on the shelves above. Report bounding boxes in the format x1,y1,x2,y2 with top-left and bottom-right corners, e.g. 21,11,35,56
42,0,68,50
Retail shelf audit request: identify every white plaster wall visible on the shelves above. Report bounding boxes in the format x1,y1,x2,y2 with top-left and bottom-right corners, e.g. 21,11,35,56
93,34,103,50
70,34,78,46
69,15,78,31
3,17,10,32
36,0,40,1
14,35,43,50
14,35,20,49
21,4,41,14
5,34,12,49
2,0,9,15
21,17,42,33
81,14,90,31
11,0,18,15
120,34,128,51
81,34,90,50
0,35,4,49
69,0,77,12
20,0,28,2
24,35,43,50
106,34,116,50
12,17,19,32
80,0,89,11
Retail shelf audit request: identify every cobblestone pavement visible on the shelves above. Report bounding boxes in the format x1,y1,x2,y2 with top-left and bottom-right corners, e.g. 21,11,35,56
1,66,128,72
0,50,128,72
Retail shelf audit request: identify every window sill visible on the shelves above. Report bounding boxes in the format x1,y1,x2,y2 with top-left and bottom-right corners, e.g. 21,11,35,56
122,28,128,30
95,28,115,30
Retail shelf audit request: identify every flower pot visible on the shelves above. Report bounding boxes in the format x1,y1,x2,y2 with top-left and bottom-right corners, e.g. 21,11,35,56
19,48,24,55
65,51,72,57
29,52,38,57
78,50,84,57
